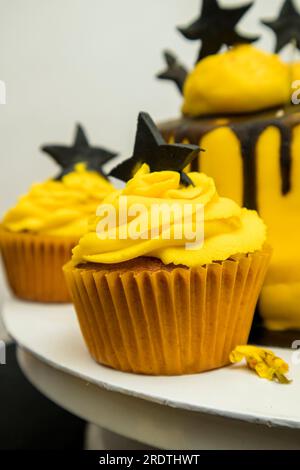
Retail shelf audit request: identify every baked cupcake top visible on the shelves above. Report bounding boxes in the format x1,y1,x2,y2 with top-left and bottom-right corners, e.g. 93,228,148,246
72,113,266,267
2,124,117,238
2,163,114,238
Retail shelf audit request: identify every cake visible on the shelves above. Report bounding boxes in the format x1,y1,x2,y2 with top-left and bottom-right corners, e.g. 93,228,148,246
157,0,300,333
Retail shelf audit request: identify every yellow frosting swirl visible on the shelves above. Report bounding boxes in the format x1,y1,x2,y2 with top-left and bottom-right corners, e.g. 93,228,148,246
2,164,114,238
182,45,291,117
72,164,266,267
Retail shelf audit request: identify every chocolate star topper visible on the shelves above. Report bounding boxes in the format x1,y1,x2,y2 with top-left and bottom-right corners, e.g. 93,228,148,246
41,124,118,180
178,0,259,63
262,0,300,53
157,50,188,94
110,112,202,186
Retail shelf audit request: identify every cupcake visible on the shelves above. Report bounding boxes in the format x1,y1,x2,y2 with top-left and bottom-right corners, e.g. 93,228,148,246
157,1,300,333
0,124,117,303
64,113,271,375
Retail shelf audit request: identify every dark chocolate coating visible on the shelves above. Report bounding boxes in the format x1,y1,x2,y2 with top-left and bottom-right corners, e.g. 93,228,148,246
178,0,259,62
262,0,300,53
159,105,300,211
250,324,300,348
110,112,202,186
41,124,118,180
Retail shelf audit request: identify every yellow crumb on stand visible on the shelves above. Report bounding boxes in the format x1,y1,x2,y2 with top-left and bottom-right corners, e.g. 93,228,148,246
230,345,291,384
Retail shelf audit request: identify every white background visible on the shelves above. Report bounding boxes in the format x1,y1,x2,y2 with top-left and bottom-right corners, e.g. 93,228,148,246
0,0,297,316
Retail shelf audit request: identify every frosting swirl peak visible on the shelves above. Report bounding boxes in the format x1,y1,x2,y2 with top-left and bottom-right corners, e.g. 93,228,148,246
2,164,114,238
72,164,266,267
182,45,291,117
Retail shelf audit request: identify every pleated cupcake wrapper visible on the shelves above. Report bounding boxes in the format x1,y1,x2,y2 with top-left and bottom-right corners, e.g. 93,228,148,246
64,247,271,375
0,228,77,303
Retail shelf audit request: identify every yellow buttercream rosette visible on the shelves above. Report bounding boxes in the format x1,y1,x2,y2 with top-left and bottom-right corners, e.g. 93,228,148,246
182,45,291,117
0,163,115,302
2,163,114,238
72,164,266,266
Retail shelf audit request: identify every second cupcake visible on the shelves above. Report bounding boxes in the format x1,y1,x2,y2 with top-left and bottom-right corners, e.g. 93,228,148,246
0,124,117,303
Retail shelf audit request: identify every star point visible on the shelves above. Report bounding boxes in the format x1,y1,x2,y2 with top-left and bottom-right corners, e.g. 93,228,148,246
262,0,300,53
110,112,202,186
178,0,258,62
156,50,188,94
41,124,118,180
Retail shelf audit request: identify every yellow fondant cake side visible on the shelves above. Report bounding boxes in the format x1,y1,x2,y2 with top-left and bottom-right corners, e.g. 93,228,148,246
260,283,300,331
163,116,300,331
257,124,300,330
200,127,243,206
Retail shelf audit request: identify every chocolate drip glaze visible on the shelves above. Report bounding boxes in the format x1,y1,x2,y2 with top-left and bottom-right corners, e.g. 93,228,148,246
232,119,293,210
159,105,299,211
232,124,260,211
279,125,292,195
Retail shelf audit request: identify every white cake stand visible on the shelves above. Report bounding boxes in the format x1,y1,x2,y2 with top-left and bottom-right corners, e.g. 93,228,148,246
3,299,300,450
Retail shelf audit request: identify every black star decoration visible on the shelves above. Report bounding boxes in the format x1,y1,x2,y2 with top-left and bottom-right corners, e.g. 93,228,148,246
41,124,118,180
262,0,300,53
157,50,188,94
178,0,259,63
110,112,202,187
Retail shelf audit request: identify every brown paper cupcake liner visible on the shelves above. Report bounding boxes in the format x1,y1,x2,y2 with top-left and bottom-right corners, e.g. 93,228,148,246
64,246,271,375
0,227,77,303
